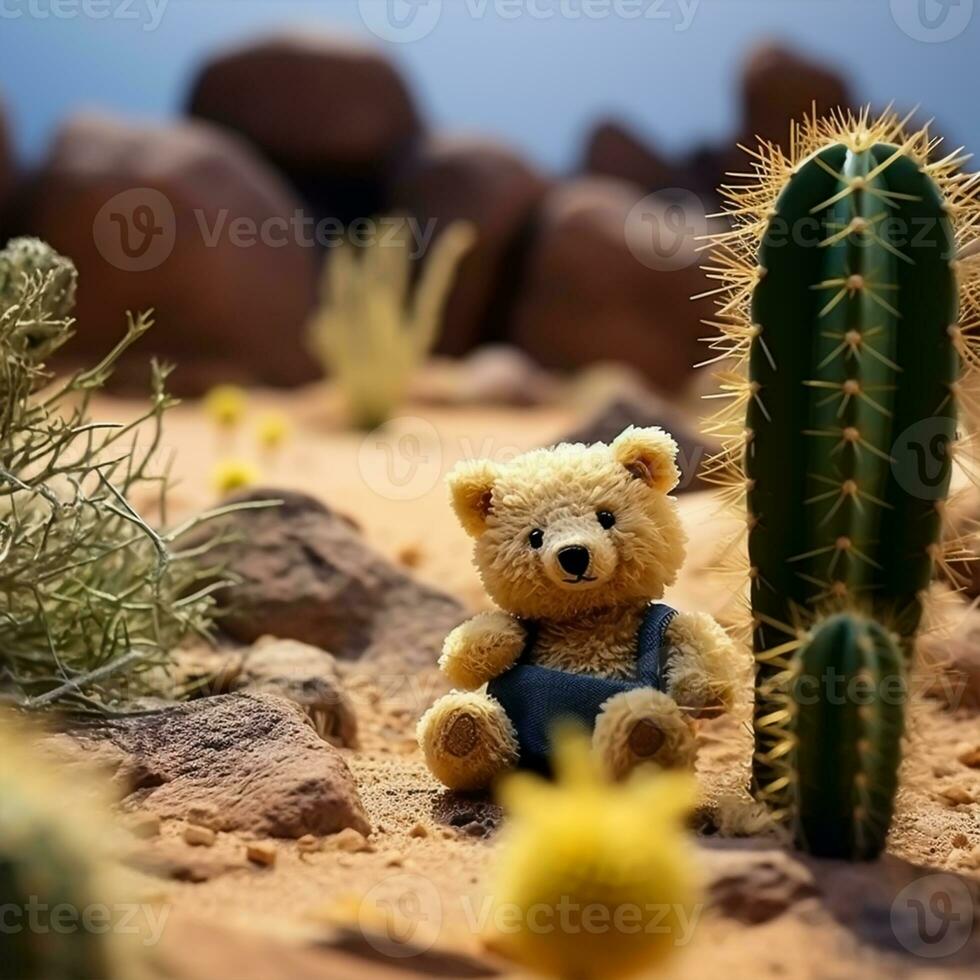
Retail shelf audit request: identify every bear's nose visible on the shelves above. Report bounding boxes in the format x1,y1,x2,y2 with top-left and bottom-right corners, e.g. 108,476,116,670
557,545,591,578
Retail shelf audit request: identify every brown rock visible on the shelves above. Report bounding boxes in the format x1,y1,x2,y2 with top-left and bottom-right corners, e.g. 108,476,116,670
553,394,717,493
707,849,819,924
246,841,278,867
235,636,358,747
958,745,980,768
391,136,548,355
582,119,676,192
25,112,318,394
507,178,710,396
188,32,423,224
921,627,980,711
183,489,466,666
741,42,851,151
183,824,217,847
68,693,369,839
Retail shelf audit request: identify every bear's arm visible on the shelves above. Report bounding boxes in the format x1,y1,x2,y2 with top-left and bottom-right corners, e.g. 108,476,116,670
663,611,741,716
439,611,527,690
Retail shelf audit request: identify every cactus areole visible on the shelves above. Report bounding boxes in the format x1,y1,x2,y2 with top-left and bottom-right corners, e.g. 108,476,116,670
744,126,960,825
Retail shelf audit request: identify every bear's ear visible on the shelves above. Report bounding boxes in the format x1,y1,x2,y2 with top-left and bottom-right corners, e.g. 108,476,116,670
447,459,500,537
611,426,680,494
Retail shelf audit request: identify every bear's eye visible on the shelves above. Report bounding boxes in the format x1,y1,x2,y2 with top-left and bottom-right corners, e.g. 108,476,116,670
528,528,545,550
597,510,616,530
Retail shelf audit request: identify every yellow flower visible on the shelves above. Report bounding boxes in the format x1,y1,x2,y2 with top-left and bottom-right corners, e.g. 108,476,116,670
256,411,290,451
486,728,700,980
212,458,260,495
204,385,247,429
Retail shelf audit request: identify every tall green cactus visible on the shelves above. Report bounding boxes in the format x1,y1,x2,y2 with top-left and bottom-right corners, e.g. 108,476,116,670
703,110,979,847
791,613,905,859
747,130,958,811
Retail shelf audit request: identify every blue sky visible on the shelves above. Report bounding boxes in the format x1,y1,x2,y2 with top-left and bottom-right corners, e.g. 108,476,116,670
1,0,977,171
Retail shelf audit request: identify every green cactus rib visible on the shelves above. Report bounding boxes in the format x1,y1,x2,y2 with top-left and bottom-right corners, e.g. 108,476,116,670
747,142,958,807
791,613,905,860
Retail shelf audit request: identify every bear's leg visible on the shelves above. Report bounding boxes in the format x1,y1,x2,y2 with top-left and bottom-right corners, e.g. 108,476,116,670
417,691,519,791
593,688,697,780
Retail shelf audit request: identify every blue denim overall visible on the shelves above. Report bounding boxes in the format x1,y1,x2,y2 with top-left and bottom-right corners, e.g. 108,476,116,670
486,602,677,773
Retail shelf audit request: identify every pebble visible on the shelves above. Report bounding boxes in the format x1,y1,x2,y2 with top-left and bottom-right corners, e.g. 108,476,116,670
957,745,980,768
332,828,374,853
408,822,429,839
124,812,161,839
246,841,278,867
941,786,976,807
187,802,221,830
297,834,322,854
183,825,217,847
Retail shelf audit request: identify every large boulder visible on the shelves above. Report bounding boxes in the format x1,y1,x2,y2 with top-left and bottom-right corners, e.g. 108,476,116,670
582,119,677,193
188,32,423,223
391,136,549,355
24,113,318,394
61,693,369,838
741,43,851,151
184,489,466,667
506,178,710,395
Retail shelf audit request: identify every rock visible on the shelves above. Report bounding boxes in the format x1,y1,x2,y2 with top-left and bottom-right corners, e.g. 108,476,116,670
553,394,717,493
391,136,548,355
24,112,318,394
183,824,217,847
182,489,466,667
958,745,980,768
246,841,278,866
921,626,980,711
507,178,710,396
413,345,559,407
188,32,423,223
741,42,851,151
67,693,369,839
234,636,358,748
582,119,677,193
706,848,819,924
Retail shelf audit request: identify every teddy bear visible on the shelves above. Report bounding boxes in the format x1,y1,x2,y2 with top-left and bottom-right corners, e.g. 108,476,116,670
417,426,740,791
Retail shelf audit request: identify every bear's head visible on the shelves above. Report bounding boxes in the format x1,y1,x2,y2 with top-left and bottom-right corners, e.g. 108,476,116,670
448,427,687,621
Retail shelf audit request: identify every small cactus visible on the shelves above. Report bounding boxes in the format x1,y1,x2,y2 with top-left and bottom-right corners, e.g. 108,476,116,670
0,716,142,980
790,613,905,860
703,109,980,850
307,220,475,429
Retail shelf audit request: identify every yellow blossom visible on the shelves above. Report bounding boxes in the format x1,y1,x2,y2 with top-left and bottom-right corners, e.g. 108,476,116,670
256,411,290,451
212,458,260,495
486,728,700,980
204,385,247,429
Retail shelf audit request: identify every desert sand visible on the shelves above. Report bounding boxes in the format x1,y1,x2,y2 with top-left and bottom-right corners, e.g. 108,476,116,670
85,384,980,980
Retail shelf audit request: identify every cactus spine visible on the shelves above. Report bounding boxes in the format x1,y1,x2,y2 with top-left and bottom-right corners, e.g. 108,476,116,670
791,613,905,859
703,109,980,848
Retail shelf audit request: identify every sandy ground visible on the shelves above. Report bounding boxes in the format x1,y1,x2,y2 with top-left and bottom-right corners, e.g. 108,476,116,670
85,385,980,979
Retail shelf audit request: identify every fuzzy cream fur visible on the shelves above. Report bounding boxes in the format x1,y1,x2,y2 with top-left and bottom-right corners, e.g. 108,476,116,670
440,611,527,689
417,691,518,791
592,688,697,780
420,427,740,790
664,611,739,713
